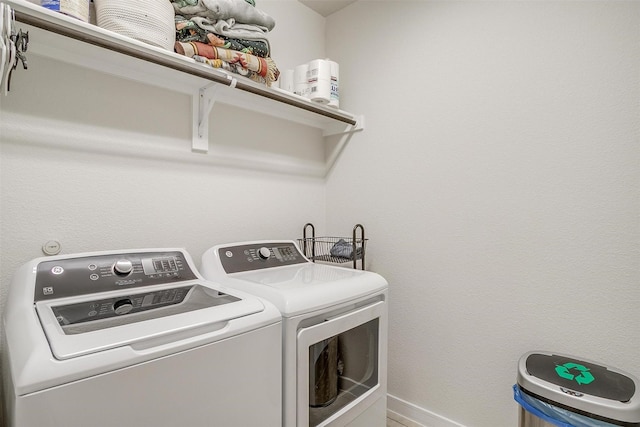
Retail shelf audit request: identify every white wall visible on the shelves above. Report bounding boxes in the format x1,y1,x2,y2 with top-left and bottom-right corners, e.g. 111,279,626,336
0,0,326,332
326,1,640,426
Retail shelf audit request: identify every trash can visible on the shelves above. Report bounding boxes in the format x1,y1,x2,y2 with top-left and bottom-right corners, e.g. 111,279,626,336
515,351,640,427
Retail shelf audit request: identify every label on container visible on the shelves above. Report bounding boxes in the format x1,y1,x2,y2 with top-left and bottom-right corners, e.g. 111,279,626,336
41,0,89,22
330,79,339,102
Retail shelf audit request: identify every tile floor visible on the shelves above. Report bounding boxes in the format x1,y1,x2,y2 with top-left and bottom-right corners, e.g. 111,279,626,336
386,411,424,427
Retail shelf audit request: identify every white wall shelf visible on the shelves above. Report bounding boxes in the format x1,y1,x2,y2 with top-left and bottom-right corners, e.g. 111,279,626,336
3,0,363,172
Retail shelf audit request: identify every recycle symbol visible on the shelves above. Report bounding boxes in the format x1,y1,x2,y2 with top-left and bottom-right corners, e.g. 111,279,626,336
555,362,595,385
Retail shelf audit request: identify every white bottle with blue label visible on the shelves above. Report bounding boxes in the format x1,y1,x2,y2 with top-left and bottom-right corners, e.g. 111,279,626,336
41,0,89,22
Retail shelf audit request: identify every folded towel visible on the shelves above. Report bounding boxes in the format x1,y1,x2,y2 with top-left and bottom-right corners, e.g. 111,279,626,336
175,41,279,85
175,15,270,57
193,55,264,83
172,0,275,31
329,239,363,260
192,16,269,40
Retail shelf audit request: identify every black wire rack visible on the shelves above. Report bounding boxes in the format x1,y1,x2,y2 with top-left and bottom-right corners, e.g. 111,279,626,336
298,223,367,270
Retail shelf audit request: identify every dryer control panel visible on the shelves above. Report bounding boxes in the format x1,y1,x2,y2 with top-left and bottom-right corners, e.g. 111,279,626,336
218,241,307,274
34,251,197,301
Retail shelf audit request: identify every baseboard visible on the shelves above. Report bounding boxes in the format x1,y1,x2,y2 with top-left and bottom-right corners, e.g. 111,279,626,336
387,394,466,427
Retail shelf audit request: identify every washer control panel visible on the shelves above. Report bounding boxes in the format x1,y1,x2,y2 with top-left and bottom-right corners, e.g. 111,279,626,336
52,286,192,326
35,251,197,301
218,241,307,274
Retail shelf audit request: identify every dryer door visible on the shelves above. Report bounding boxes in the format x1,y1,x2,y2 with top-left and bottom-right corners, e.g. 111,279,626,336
296,299,386,427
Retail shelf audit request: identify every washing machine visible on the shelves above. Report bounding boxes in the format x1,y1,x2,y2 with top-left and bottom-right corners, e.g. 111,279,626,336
1,248,282,427
201,240,388,427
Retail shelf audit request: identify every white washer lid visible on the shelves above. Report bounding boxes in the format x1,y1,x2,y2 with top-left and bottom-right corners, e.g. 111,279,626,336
37,281,265,360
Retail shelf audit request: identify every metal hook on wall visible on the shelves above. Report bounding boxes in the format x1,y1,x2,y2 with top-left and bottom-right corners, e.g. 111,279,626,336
1,3,28,95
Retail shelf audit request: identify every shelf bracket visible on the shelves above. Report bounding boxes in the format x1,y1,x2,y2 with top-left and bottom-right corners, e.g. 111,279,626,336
322,114,365,137
191,83,219,153
191,75,236,153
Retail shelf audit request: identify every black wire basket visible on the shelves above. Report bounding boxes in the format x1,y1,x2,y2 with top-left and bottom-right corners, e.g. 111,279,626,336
298,223,367,270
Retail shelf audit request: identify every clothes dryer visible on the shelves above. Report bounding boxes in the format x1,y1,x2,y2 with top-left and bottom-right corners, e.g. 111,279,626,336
201,240,388,427
2,248,282,427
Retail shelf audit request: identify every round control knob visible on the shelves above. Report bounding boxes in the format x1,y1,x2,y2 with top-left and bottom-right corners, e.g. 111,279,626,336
258,247,271,260
113,259,133,276
113,298,133,315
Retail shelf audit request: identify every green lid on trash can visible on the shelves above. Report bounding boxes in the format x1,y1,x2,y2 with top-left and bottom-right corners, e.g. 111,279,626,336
517,351,640,425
